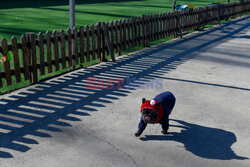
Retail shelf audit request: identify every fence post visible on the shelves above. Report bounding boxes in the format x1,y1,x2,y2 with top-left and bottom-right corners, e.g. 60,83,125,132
217,4,221,25
53,30,60,71
245,0,249,15
222,4,225,21
102,22,115,62
12,37,22,83
73,27,79,67
177,11,183,38
60,29,67,68
114,21,119,55
21,35,30,81
138,17,141,46
100,23,106,62
96,23,101,60
38,33,45,75
174,11,178,38
142,15,147,47
91,24,96,61
26,32,38,83
85,25,90,62
67,28,73,68
127,19,131,49
119,20,123,54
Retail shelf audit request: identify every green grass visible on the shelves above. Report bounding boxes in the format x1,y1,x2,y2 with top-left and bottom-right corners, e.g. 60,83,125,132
0,0,240,41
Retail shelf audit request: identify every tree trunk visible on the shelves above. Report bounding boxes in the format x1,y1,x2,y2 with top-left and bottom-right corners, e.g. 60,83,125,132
172,0,177,11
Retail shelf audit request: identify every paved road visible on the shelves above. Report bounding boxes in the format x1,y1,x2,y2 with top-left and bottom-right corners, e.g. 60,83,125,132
0,16,250,167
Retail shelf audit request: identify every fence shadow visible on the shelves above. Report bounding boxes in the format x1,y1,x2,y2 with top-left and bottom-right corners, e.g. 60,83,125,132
140,119,248,160
231,35,250,39
0,16,249,158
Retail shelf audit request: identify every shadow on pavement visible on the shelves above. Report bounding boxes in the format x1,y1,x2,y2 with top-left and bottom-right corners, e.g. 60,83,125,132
140,119,248,160
0,16,249,158
155,77,250,91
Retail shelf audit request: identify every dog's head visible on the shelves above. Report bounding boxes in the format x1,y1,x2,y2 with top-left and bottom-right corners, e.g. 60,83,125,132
141,98,161,124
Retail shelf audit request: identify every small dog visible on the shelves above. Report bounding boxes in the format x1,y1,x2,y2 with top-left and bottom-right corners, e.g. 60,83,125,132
135,91,176,137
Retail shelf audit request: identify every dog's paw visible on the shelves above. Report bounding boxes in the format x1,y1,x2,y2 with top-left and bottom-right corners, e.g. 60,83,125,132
135,132,141,137
161,130,167,135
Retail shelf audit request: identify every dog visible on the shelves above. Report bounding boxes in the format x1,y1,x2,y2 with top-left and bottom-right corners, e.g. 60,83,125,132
135,91,176,137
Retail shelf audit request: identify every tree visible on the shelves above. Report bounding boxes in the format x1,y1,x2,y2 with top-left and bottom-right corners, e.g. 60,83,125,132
69,0,75,30
172,0,177,11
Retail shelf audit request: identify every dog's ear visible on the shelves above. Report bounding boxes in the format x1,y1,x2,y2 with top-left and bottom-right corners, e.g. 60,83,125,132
142,98,146,104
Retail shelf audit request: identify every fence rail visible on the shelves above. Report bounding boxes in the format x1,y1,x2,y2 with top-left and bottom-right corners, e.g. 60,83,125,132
0,1,250,89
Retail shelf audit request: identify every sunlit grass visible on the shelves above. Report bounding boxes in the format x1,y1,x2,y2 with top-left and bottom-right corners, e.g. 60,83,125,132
0,0,240,40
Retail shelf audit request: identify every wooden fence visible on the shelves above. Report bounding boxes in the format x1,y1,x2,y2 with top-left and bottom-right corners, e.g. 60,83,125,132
0,1,250,89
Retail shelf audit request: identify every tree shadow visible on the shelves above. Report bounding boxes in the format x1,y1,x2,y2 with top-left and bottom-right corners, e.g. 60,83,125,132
109,4,172,9
41,7,133,19
0,0,145,10
0,27,41,39
152,76,250,91
140,119,248,160
0,16,249,158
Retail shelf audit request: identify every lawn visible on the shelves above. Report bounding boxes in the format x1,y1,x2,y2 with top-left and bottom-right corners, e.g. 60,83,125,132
0,0,239,41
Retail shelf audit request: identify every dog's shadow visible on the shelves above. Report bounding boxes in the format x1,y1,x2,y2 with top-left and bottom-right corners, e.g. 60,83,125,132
140,119,248,160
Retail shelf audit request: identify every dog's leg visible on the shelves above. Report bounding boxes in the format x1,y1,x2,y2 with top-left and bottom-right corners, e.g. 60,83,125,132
161,118,169,135
135,118,147,137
